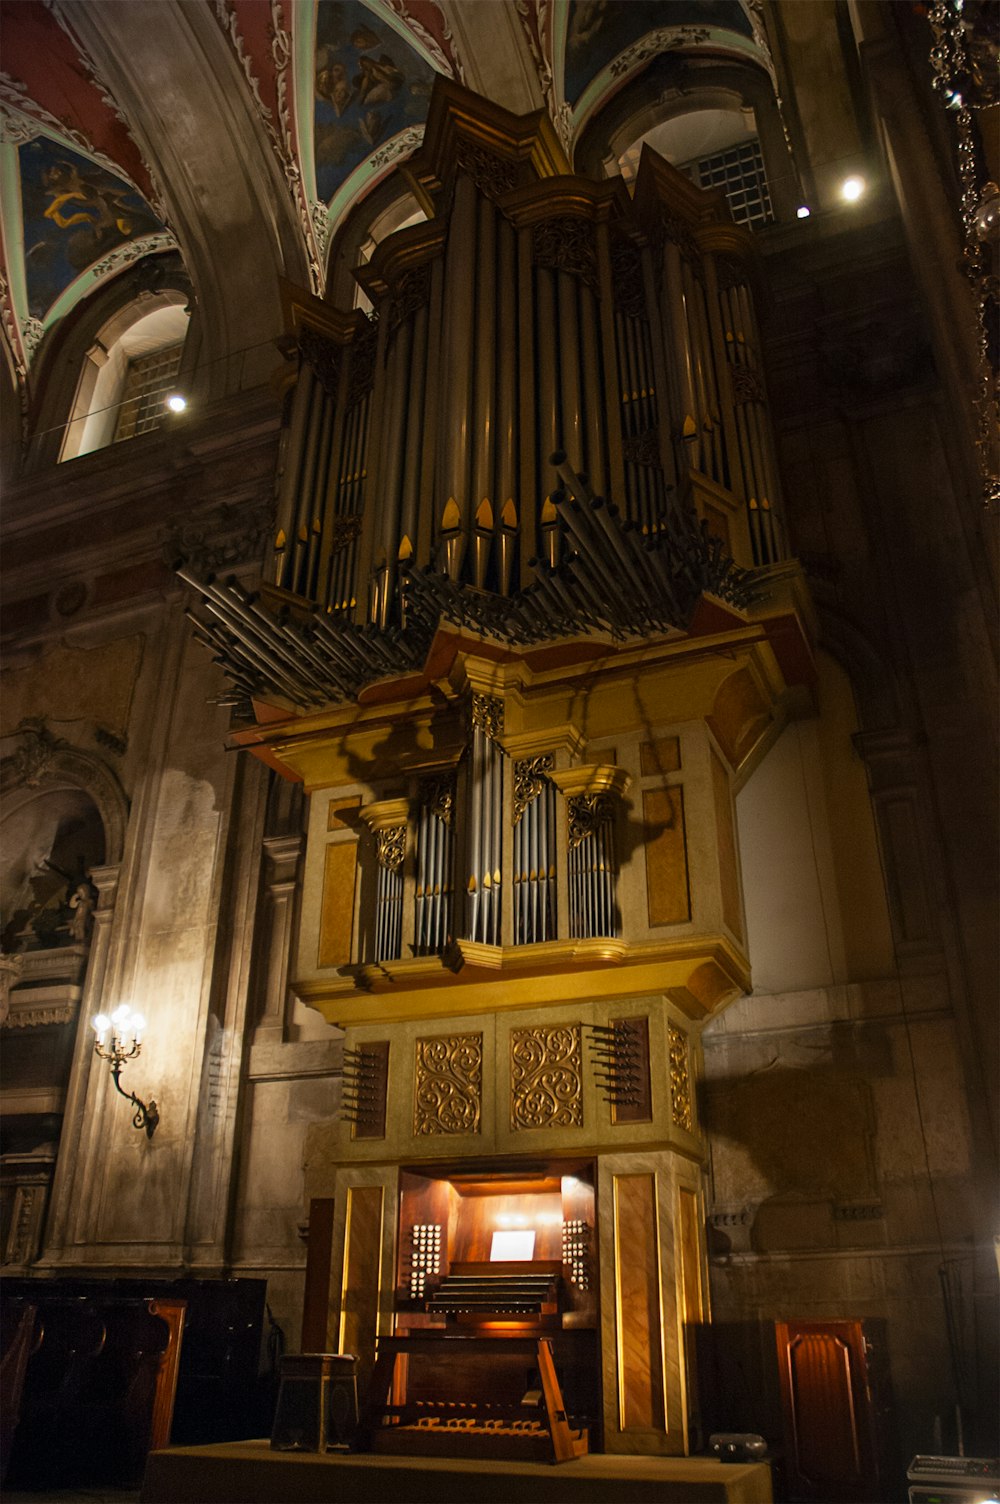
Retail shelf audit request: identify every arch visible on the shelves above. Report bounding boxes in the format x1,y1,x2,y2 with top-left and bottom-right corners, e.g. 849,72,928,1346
21,251,192,474
1,731,129,868
573,55,802,222
59,293,190,461
326,172,428,312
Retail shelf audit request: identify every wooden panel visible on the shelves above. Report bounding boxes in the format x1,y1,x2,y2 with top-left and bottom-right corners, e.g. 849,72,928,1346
677,1184,704,1445
318,839,357,967
613,1173,665,1432
639,736,681,777
300,1197,336,1352
339,1186,384,1398
776,1319,879,1502
643,787,691,926
328,796,361,830
711,750,742,940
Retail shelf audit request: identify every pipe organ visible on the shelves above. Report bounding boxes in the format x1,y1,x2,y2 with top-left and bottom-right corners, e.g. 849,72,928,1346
179,81,816,1462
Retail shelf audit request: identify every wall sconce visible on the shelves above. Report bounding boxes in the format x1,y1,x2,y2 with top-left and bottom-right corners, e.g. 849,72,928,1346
91,1004,160,1138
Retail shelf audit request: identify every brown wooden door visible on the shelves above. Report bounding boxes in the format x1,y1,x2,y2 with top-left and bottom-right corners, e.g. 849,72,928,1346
775,1319,882,1502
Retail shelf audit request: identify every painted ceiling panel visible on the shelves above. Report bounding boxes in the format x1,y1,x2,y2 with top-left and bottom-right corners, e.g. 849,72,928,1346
313,0,437,205
0,0,155,201
18,136,164,322
564,0,754,106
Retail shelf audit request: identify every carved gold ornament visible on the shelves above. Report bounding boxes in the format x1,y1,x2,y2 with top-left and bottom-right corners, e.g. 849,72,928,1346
566,792,614,849
375,824,405,872
668,1022,693,1132
414,1033,483,1135
510,1025,583,1130
512,753,554,825
422,774,454,827
471,692,504,741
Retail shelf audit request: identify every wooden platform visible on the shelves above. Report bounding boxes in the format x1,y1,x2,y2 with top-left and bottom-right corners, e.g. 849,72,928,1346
140,1439,772,1503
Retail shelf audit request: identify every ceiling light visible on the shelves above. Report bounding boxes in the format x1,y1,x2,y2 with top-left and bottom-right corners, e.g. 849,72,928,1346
166,393,187,413
796,205,811,219
840,176,865,203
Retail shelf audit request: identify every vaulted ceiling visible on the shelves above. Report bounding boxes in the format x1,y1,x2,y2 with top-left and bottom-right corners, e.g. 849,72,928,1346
0,0,770,394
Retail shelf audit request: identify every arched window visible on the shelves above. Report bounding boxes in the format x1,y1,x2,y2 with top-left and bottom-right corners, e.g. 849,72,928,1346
327,182,427,312
59,294,190,462
618,108,773,228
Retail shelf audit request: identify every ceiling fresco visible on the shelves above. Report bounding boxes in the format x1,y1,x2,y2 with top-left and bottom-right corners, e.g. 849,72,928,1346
313,1,437,203
17,137,163,322
0,0,175,382
564,0,754,106
1,0,775,396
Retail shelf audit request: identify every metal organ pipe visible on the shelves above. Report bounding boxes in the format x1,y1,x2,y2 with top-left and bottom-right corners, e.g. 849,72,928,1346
274,362,314,590
579,282,606,503
496,218,518,580
662,240,699,477
535,266,560,506
400,300,430,556
556,270,583,474
438,172,477,532
473,196,497,530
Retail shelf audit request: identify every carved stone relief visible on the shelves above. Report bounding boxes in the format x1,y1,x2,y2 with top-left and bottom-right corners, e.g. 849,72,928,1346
414,1032,482,1135
510,1024,583,1130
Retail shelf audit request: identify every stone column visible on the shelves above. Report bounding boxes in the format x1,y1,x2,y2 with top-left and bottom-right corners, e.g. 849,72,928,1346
254,833,304,1042
35,863,120,1266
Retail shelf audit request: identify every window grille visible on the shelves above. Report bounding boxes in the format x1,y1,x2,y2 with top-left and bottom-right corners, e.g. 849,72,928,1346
685,138,773,229
113,343,184,442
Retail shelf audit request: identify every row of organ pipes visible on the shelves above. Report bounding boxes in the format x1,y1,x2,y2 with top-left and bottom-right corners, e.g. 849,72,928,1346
367,745,620,962
271,137,786,632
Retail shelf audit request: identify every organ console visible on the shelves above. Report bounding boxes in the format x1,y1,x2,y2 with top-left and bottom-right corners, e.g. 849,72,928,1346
353,1161,597,1462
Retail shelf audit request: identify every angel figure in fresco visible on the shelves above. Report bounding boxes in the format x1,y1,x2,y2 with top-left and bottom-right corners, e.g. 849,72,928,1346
316,48,355,114
41,160,136,236
350,23,381,50
353,53,404,107
38,159,156,272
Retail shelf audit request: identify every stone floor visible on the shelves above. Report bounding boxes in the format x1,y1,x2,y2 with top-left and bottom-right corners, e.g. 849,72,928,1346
4,1492,141,1504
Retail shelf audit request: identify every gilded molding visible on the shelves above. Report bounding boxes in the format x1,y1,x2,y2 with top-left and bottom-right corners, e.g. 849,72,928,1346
668,1022,693,1132
512,753,554,825
510,1024,583,1130
414,1032,482,1135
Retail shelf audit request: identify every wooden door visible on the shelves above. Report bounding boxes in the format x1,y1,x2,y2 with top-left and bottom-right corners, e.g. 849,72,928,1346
775,1319,882,1502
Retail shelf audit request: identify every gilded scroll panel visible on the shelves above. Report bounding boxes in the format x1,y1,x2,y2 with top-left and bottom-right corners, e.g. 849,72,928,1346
509,1025,583,1131
643,787,691,926
613,1172,666,1431
318,840,357,967
414,1033,482,1136
668,1023,693,1133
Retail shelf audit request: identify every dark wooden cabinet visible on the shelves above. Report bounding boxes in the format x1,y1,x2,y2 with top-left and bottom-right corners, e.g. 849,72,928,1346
775,1319,893,1503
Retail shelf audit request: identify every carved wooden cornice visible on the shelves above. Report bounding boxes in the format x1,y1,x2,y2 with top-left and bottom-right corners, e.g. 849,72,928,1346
407,77,570,208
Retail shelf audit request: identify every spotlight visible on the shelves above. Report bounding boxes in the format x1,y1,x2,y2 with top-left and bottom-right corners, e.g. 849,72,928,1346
166,393,187,413
840,176,865,203
796,205,811,219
